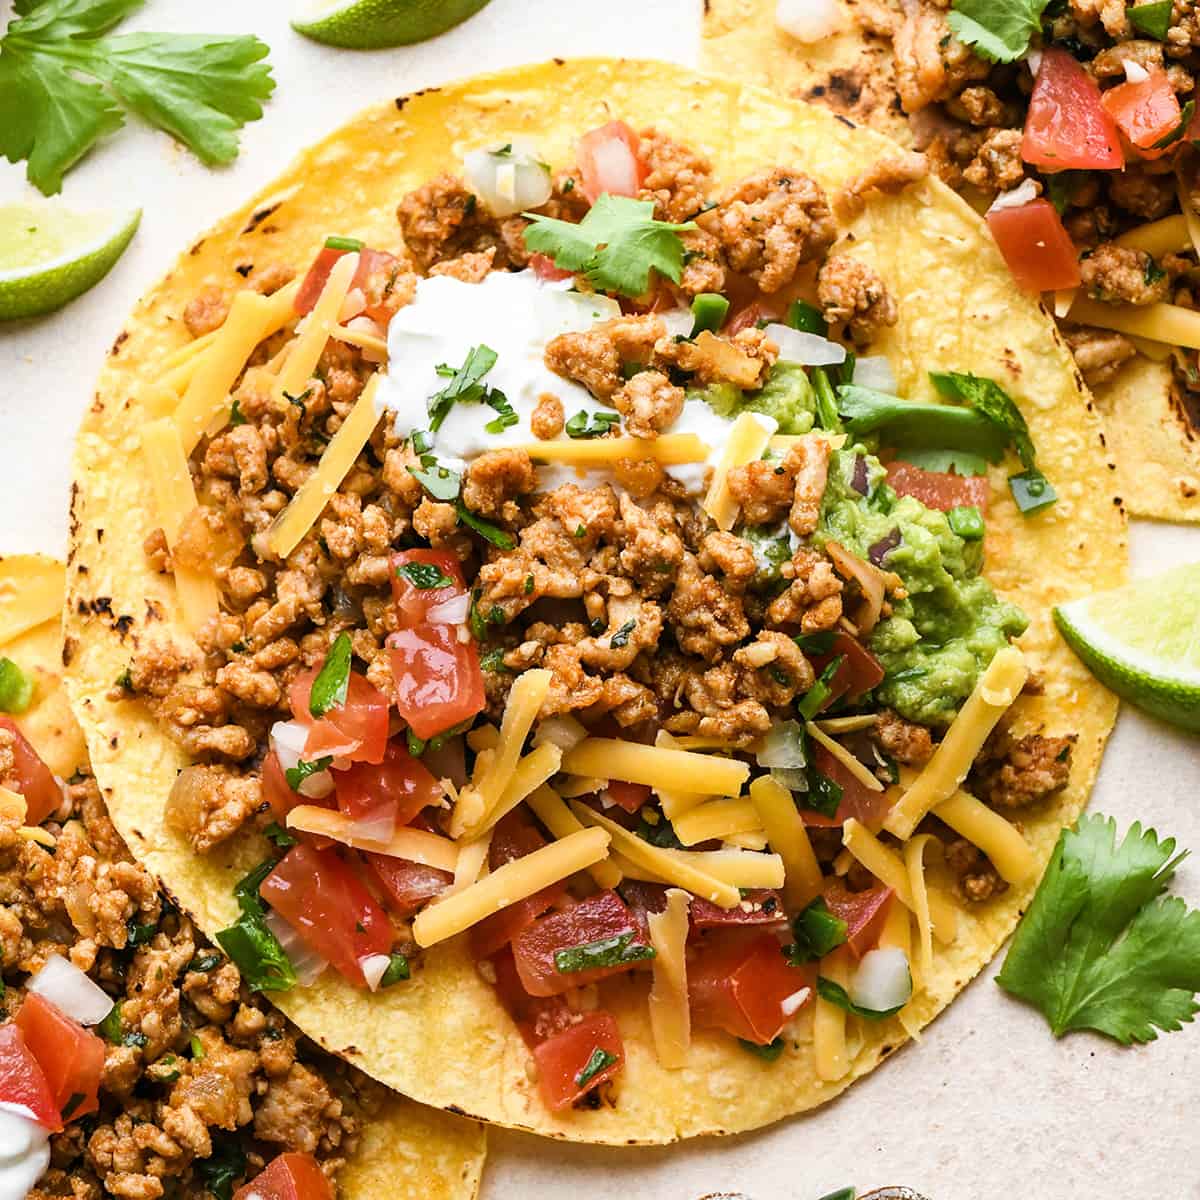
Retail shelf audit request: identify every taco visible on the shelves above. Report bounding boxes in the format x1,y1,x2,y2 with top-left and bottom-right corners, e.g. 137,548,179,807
0,556,484,1200
703,0,1200,523
64,59,1123,1143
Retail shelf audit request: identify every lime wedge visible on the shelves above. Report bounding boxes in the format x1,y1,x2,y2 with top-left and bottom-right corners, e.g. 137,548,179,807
292,0,491,48
1054,562,1200,732
0,203,141,322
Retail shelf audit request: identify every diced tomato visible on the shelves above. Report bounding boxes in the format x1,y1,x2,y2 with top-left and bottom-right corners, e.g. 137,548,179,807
366,854,451,918
725,300,780,336
532,1011,624,1111
489,947,575,1050
886,461,990,513
802,746,894,831
809,632,886,709
530,252,574,282
262,751,303,822
294,246,403,326
513,890,652,997
390,550,469,628
688,931,813,1045
288,669,389,765
0,1023,60,1130
1022,49,1123,171
605,780,651,815
690,889,787,930
469,812,567,960
387,623,485,740
822,878,894,959
260,844,392,988
234,1151,333,1200
576,121,644,203
15,994,104,1123
334,737,442,831
986,200,1081,293
1101,69,1181,158
0,718,60,826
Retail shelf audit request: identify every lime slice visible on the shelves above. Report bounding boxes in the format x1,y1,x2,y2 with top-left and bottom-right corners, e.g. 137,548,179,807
292,0,491,48
0,204,141,322
1054,562,1200,732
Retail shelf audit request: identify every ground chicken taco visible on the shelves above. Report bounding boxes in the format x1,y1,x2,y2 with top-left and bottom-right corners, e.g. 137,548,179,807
0,556,484,1199
64,59,1124,1143
703,0,1200,522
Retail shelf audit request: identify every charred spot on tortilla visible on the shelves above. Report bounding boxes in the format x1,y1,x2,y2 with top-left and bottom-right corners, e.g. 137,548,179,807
110,330,129,356
242,202,284,234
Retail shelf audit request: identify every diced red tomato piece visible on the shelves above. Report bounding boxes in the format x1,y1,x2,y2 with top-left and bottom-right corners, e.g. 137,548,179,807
802,745,894,830
489,947,575,1050
822,878,895,959
294,246,403,326
688,931,813,1044
234,1151,333,1200
725,300,780,336
1022,49,1123,170
0,718,60,826
366,854,451,918
333,737,443,830
15,994,104,1124
288,669,389,765
262,751,304,822
576,120,644,203
605,780,651,814
0,1023,60,1130
986,200,1081,293
616,880,667,922
470,812,567,960
513,890,652,997
387,623,485,740
390,550,470,628
1101,69,1181,157
530,252,574,282
690,889,787,930
260,844,392,988
532,1011,624,1111
809,632,886,709
886,461,990,513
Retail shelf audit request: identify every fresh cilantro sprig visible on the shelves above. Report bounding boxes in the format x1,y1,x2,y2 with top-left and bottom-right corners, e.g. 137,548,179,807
523,194,696,298
948,0,1052,64
428,345,497,432
997,814,1200,1044
0,0,275,195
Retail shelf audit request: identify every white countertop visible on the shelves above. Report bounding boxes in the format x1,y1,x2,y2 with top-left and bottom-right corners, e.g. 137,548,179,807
1,2,1195,1196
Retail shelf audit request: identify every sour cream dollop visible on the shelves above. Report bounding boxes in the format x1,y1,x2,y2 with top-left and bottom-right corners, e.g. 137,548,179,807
0,1102,51,1198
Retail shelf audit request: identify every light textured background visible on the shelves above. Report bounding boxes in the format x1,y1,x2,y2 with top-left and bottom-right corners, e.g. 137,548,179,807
0,1,1196,1196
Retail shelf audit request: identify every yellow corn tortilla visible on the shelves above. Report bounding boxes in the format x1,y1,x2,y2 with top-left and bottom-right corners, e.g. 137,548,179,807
0,562,485,1200
64,58,1124,1143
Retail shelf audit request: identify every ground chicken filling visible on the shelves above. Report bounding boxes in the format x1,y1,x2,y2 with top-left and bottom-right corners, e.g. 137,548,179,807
120,123,1074,1112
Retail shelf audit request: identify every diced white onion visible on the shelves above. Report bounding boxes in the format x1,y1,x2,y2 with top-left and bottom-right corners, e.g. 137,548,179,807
1124,59,1150,84
781,986,812,1017
532,714,589,752
988,178,1040,213
775,0,844,42
28,954,113,1026
757,719,809,769
849,947,913,1013
463,142,552,218
298,769,334,799
264,910,327,986
659,308,695,339
770,767,809,792
763,322,846,365
1026,48,1043,76
359,953,393,992
426,593,471,625
269,721,309,774
345,805,397,847
851,355,897,394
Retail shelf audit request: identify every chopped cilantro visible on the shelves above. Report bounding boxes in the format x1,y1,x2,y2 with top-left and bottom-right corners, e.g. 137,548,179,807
114,667,133,690
214,859,296,993
816,975,906,1020
284,755,332,792
480,648,510,673
996,815,1200,1043
609,618,637,649
574,1046,618,1089
264,821,298,848
428,345,498,432
947,0,1053,64
738,1036,785,1061
1044,170,1085,215
1152,99,1195,150
523,194,697,297
308,631,351,717
97,1001,124,1044
1128,0,1173,40
381,952,410,987
484,388,519,434
565,408,622,438
554,930,655,973
801,767,843,819
126,917,157,947
188,951,222,973
0,658,33,714
455,503,516,549
408,460,462,502
797,655,845,720
196,1133,246,1200
397,561,454,590
784,898,848,964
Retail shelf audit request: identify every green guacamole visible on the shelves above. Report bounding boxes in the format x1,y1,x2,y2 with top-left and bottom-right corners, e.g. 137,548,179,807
689,361,816,435
817,448,1027,726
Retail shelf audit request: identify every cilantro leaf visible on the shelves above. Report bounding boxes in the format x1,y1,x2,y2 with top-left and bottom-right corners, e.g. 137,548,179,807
0,0,274,195
948,0,1052,63
996,815,1200,1044
930,371,1035,468
428,345,497,432
523,194,695,298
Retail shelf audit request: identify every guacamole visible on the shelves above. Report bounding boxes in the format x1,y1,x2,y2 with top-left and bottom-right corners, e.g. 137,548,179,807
817,448,1027,726
690,361,816,435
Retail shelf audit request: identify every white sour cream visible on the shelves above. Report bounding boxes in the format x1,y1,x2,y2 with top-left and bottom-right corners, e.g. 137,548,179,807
0,1102,50,1198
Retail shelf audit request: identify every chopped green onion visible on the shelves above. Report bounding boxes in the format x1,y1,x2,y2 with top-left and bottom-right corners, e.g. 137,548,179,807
396,562,454,590
325,235,364,251
811,366,843,434
1127,0,1172,39
308,632,352,717
554,930,655,974
947,504,985,540
786,299,827,336
797,655,844,720
0,659,33,714
1009,469,1058,515
738,1036,785,1061
690,292,729,336
574,1046,619,1089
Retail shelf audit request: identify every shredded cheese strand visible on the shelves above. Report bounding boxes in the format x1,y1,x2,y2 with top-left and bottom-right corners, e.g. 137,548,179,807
647,888,692,1069
563,737,749,797
814,945,851,1081
748,774,823,910
524,785,623,890
286,806,459,871
805,721,884,793
275,253,359,404
512,434,710,466
933,789,1036,885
